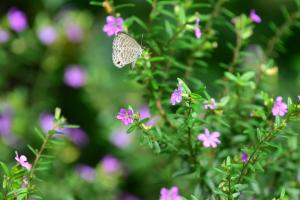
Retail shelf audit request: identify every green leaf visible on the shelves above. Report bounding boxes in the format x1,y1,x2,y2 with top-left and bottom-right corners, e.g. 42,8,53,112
241,71,255,81
34,127,45,140
177,78,191,94
165,20,173,38
127,125,137,133
280,188,286,198
0,161,10,176
27,145,37,156
224,72,237,81
190,195,200,200
153,141,161,153
114,3,135,11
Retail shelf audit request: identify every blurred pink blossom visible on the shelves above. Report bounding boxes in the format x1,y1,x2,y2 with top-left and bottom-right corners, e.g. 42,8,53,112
100,155,121,174
38,26,57,45
64,65,86,88
110,129,132,149
7,7,27,32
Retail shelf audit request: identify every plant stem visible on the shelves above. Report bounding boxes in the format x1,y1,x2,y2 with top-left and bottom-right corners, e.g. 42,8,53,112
29,134,51,179
266,10,300,57
228,29,242,73
237,119,288,184
204,0,227,34
186,106,196,165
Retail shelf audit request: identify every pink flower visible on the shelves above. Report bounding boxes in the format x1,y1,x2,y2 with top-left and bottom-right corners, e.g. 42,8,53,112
22,176,29,188
66,23,83,43
7,7,28,32
197,128,221,148
139,105,158,126
194,17,202,39
15,151,31,171
64,65,87,88
38,26,57,45
159,186,182,200
241,152,248,163
0,28,10,43
65,128,89,147
204,98,216,110
76,164,96,182
110,129,132,149
250,9,261,24
272,96,287,116
103,16,124,37
116,108,134,125
100,155,121,174
170,86,183,106
298,96,300,101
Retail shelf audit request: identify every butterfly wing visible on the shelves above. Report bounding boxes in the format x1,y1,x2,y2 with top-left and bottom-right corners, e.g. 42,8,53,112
112,33,143,68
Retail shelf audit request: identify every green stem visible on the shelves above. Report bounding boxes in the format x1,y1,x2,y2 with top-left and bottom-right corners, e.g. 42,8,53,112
266,10,300,57
186,106,196,165
204,0,227,34
228,29,242,73
237,119,288,184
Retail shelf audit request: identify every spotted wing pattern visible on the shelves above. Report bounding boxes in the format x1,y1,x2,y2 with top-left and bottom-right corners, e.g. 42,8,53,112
112,32,143,68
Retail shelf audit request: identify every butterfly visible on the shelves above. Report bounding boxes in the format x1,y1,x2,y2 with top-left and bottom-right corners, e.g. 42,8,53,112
112,32,143,69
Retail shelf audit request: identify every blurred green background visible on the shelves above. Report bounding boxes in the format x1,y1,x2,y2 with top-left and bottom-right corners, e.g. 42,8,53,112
0,0,300,199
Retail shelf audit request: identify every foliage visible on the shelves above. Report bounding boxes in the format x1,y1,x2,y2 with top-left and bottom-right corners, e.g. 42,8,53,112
0,0,300,199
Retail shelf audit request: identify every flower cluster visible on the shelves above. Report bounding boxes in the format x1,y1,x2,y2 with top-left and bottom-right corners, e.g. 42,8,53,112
170,86,183,106
159,186,182,200
272,96,287,116
204,98,217,110
103,16,124,37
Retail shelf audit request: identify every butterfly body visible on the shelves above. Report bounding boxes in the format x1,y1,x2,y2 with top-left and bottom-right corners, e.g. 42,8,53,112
112,32,143,68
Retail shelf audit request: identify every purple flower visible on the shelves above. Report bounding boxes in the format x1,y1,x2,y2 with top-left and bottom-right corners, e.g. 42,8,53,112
22,176,29,188
100,155,121,174
140,105,157,126
65,128,89,147
159,186,182,200
272,96,287,116
197,128,221,148
7,8,28,32
64,65,86,88
15,151,31,171
204,98,216,110
0,28,10,43
0,107,12,136
38,26,57,45
76,164,96,182
110,129,132,149
194,17,202,39
241,152,248,163
250,9,261,24
66,23,83,43
170,86,183,106
297,172,300,183
116,108,134,125
103,16,124,37
39,113,55,133
298,96,300,101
